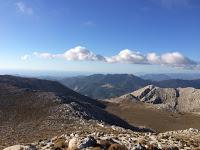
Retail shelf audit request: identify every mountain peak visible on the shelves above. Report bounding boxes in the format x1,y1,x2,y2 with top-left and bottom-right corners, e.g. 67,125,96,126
107,85,200,113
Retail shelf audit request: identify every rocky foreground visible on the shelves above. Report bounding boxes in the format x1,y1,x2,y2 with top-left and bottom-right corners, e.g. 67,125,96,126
3,126,200,150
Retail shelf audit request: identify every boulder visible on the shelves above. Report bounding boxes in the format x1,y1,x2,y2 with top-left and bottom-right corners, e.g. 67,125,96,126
68,137,79,149
3,145,28,150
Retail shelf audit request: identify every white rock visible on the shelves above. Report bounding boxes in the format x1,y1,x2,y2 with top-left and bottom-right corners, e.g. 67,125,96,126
68,137,79,149
97,123,104,127
3,145,28,150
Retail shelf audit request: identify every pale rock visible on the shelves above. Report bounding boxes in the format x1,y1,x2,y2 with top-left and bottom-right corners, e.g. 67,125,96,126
68,137,79,149
3,145,28,150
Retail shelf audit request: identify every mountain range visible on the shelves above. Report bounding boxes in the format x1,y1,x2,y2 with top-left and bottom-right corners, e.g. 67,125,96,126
140,73,200,81
60,74,200,99
60,74,150,99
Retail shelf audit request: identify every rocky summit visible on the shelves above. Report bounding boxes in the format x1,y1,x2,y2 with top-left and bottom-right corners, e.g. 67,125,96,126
3,127,200,150
107,85,200,113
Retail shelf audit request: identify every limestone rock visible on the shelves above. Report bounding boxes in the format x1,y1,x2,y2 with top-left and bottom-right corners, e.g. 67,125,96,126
68,137,79,149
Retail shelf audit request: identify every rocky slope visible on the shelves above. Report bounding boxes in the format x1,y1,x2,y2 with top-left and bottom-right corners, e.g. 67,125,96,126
107,85,200,113
0,75,150,149
2,76,200,149
3,127,200,150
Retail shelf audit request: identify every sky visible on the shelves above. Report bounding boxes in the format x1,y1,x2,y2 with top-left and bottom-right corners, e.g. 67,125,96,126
1,0,200,74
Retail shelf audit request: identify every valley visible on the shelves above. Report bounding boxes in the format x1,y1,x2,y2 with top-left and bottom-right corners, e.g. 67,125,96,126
105,101,200,132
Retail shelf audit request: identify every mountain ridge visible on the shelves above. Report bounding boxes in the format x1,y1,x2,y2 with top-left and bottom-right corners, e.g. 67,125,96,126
60,74,200,99
106,84,200,113
60,74,151,99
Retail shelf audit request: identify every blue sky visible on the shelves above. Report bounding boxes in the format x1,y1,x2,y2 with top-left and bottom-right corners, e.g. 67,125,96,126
1,0,200,74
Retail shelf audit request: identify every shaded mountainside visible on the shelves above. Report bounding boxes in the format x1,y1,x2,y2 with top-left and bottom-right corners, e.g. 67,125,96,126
0,75,104,107
60,74,150,99
0,75,150,148
60,74,200,99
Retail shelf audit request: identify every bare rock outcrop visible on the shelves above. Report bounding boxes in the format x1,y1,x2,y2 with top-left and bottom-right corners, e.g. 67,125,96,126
107,85,200,113
4,128,200,150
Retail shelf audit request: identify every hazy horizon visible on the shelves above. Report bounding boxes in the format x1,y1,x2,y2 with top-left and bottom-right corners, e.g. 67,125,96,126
1,69,200,79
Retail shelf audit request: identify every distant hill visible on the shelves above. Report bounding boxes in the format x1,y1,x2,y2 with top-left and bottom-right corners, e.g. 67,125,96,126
140,74,171,81
60,74,151,99
166,73,200,80
157,79,200,89
140,73,200,81
60,74,200,99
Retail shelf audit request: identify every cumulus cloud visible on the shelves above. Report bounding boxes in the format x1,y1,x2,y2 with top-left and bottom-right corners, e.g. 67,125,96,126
161,52,194,65
106,49,146,64
33,46,105,61
146,53,161,64
62,46,105,61
16,1,33,15
106,50,196,69
22,46,199,70
147,52,196,69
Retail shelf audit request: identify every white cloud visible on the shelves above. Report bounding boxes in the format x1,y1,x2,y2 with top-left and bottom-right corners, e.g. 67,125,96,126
32,46,105,61
33,52,57,59
106,49,146,64
21,54,30,61
147,53,161,64
16,1,33,15
160,52,194,65
22,46,199,70
106,50,196,69
147,52,196,67
62,46,105,61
